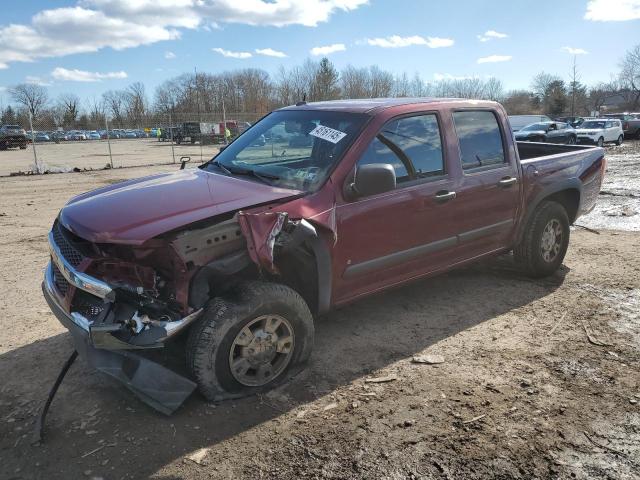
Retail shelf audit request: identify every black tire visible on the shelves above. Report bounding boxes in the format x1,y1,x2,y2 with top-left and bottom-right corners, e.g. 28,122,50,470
566,135,576,145
186,281,314,401
514,201,570,278
597,137,604,147
616,135,623,146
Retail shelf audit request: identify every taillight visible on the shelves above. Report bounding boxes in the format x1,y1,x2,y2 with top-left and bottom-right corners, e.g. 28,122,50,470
623,122,628,129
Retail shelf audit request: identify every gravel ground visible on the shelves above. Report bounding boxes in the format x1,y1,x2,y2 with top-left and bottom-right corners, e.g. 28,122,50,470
0,141,638,480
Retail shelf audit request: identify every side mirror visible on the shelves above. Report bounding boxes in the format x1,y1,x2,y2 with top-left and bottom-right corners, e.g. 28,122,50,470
179,156,191,170
350,163,396,198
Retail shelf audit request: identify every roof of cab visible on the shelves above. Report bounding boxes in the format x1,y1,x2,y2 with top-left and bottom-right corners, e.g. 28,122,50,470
278,97,498,114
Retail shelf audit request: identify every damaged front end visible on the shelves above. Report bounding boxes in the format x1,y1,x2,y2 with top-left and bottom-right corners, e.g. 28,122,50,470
43,220,203,414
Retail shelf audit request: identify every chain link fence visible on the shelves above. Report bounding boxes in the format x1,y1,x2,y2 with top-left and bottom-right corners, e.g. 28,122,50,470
0,112,264,177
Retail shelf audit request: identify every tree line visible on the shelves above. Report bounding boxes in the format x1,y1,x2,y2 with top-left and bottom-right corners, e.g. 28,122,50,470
2,44,639,130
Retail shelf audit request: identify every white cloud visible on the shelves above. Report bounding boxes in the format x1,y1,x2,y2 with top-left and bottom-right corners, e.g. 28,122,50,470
25,76,52,86
310,43,346,55
426,37,455,48
562,46,588,55
51,67,127,82
585,0,640,21
0,0,368,68
212,47,252,59
477,30,508,42
255,47,287,58
164,50,176,59
366,35,454,48
477,55,512,64
0,63,7,70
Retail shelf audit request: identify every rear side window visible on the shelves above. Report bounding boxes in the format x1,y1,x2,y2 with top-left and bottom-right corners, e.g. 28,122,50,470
357,113,444,183
453,111,506,170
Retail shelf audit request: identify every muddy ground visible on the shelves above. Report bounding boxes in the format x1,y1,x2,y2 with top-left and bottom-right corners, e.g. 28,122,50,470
0,142,639,480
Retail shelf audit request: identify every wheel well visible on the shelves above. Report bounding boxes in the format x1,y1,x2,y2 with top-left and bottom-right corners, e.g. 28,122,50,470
544,189,580,223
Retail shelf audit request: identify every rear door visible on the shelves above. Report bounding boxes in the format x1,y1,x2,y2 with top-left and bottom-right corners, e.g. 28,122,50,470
448,110,520,258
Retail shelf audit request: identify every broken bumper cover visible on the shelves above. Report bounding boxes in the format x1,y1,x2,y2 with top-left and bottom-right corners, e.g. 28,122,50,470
42,273,197,414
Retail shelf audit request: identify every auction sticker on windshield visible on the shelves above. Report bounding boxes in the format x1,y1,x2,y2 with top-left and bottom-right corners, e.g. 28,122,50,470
309,125,347,144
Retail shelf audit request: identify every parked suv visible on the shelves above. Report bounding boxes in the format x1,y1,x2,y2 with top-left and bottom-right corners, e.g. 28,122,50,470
575,119,624,146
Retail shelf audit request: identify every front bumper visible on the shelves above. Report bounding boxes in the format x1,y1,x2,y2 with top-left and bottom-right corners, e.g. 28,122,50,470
43,230,201,413
577,136,598,145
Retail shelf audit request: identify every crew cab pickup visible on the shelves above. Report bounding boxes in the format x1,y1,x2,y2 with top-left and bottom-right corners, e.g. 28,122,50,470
42,98,605,413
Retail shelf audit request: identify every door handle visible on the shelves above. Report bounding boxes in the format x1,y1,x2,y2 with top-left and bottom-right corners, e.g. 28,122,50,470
498,177,518,188
434,190,456,203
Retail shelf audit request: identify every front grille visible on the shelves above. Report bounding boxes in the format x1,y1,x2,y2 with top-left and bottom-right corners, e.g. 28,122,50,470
72,292,106,321
52,222,84,267
52,262,70,296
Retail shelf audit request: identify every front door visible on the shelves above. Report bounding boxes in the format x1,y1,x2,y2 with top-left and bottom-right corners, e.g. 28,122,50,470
333,112,459,304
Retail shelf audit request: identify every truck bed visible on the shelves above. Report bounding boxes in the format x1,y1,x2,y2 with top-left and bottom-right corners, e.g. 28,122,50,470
516,141,605,224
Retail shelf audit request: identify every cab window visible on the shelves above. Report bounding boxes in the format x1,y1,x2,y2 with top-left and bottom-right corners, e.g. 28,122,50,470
356,114,444,184
452,111,506,170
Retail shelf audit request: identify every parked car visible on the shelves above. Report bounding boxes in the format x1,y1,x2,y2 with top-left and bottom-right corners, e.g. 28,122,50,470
0,124,27,150
66,131,87,141
574,119,624,146
514,121,577,144
43,98,605,414
508,114,552,132
87,131,101,140
34,132,51,142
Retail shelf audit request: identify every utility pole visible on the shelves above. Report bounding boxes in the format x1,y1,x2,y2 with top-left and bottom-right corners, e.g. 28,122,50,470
570,55,578,117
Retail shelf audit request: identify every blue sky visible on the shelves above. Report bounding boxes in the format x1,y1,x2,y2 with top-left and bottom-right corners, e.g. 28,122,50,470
1,0,640,104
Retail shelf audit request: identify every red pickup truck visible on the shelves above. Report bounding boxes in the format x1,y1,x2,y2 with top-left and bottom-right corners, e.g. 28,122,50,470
43,98,605,413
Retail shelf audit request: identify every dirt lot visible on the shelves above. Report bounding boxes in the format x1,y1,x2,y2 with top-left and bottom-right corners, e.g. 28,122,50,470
0,139,221,177
0,143,639,480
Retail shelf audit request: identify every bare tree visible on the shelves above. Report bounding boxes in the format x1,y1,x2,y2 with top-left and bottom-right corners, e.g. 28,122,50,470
58,93,80,128
125,82,147,127
102,90,127,127
620,43,640,110
9,83,48,119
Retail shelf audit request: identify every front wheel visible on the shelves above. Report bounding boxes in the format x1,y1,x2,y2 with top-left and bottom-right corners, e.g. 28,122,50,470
186,282,314,401
566,135,576,145
514,201,570,278
597,137,604,147
616,135,623,146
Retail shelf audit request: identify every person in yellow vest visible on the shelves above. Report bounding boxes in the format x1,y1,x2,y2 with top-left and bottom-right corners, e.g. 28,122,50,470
156,127,162,141
224,126,231,143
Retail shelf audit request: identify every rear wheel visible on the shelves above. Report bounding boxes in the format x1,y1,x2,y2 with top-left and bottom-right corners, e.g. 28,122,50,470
616,135,623,146
566,135,576,145
514,201,570,278
186,282,314,401
597,137,604,147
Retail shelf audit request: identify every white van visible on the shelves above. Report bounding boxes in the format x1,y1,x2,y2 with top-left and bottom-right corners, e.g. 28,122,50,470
574,119,624,146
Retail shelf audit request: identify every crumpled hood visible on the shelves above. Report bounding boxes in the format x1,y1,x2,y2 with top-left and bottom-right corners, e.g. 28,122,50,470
59,168,302,244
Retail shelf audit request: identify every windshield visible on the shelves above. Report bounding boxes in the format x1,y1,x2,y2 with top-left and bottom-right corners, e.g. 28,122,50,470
203,110,369,191
580,121,606,129
521,123,549,131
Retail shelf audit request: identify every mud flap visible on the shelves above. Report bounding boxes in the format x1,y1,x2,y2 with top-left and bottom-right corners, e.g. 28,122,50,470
70,329,196,415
